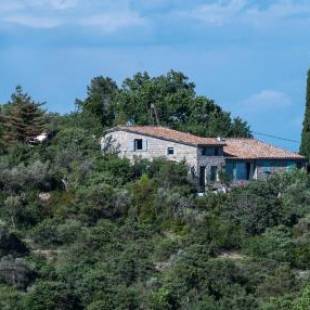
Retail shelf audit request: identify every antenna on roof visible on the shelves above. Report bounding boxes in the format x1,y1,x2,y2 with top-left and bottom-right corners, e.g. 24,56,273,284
151,103,160,126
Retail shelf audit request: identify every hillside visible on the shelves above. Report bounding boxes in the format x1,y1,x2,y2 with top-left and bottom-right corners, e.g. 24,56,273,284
0,75,309,309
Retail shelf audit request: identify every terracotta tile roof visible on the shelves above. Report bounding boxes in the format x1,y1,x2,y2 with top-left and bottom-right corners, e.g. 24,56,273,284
108,126,225,146
224,138,305,160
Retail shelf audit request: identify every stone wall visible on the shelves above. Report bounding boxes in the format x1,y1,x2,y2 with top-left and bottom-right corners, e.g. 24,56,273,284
103,130,225,184
104,130,198,169
197,147,226,184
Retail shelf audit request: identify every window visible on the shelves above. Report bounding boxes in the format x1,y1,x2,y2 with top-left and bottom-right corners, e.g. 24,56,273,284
236,162,247,180
226,161,252,181
134,139,143,151
201,147,222,156
167,147,174,155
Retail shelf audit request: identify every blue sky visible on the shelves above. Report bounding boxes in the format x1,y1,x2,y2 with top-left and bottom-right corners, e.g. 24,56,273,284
1,0,310,150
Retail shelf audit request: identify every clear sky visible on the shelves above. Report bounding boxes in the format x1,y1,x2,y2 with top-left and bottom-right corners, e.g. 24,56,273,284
1,0,310,150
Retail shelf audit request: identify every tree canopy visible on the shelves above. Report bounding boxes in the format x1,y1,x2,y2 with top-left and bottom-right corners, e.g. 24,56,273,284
77,71,252,138
0,86,45,145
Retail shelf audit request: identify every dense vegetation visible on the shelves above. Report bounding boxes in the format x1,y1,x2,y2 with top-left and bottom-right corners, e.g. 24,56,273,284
0,72,309,309
75,70,251,138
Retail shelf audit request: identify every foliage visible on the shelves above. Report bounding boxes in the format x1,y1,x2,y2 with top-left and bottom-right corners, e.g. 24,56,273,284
0,81,308,309
23,281,82,310
77,76,118,129
0,227,28,257
0,86,45,145
77,71,252,138
300,69,310,160
0,256,36,289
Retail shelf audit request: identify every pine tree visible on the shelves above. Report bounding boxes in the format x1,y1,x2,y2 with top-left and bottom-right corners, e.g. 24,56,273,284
2,86,45,144
300,70,310,160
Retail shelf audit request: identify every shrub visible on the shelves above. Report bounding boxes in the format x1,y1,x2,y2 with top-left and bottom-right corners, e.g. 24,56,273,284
23,281,82,310
30,219,62,247
0,256,36,289
0,227,28,257
0,285,24,310
243,226,295,264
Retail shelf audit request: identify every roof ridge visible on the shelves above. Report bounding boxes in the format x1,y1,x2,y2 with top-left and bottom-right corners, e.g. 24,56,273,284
224,137,304,159
108,125,225,146
119,125,216,139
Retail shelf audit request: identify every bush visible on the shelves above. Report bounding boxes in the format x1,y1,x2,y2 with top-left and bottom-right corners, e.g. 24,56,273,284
30,219,62,247
0,228,28,257
0,285,24,310
0,256,36,289
78,183,131,222
243,226,295,264
23,281,82,310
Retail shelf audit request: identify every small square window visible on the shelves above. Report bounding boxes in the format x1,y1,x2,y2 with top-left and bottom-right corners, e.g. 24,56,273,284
167,147,174,155
134,139,143,150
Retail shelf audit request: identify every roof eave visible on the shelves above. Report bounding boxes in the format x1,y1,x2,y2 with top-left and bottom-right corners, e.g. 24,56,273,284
225,156,305,160
105,127,224,147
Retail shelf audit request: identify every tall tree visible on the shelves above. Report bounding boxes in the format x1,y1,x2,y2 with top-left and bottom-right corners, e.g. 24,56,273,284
115,70,252,137
115,71,196,127
2,86,45,144
230,117,252,138
76,70,252,138
300,69,310,159
77,76,118,128
0,105,5,152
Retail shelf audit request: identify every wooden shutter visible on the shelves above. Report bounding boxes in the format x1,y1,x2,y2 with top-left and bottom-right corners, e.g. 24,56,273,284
142,139,148,151
128,141,135,152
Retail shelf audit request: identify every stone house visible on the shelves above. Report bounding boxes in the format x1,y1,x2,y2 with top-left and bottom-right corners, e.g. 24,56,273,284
102,126,305,188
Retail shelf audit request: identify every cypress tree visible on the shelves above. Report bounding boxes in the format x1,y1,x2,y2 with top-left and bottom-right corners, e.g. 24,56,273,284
300,70,310,160
0,105,5,153
2,86,45,144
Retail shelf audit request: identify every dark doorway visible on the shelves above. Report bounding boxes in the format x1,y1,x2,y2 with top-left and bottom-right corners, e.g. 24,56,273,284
246,162,251,180
199,166,206,188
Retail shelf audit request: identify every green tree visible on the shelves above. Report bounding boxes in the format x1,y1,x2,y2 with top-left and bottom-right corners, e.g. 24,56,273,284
114,70,251,137
230,117,252,138
300,69,310,159
2,86,45,144
75,70,252,137
77,76,118,128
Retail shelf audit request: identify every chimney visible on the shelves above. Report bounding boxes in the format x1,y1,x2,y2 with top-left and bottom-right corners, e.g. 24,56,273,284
217,136,225,142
